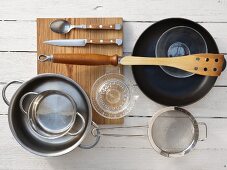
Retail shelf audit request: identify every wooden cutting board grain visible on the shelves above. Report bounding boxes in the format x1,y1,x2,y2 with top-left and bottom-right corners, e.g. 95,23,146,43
37,18,123,124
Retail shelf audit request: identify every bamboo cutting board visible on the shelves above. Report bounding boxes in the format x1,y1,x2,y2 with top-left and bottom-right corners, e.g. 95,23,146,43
37,18,123,124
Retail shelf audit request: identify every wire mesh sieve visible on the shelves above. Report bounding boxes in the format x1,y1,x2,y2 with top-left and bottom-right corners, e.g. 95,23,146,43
151,109,195,153
86,107,207,157
148,107,207,157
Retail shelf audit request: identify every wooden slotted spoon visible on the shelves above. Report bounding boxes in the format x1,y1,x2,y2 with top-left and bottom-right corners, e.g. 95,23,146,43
38,53,225,77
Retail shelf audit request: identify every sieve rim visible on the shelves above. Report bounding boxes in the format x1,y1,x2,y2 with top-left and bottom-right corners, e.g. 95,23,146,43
147,106,199,157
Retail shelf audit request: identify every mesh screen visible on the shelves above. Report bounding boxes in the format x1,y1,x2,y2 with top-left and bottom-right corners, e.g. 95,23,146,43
151,110,195,153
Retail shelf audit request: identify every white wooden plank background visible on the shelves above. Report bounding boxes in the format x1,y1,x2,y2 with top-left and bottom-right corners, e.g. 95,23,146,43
0,0,227,169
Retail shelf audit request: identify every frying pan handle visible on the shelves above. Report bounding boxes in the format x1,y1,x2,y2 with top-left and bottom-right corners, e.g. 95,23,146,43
38,54,119,66
19,92,38,115
2,80,24,106
68,112,86,136
79,121,101,149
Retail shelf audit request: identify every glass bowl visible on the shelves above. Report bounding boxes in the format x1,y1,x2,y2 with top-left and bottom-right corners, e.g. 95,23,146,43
155,26,208,78
91,73,137,119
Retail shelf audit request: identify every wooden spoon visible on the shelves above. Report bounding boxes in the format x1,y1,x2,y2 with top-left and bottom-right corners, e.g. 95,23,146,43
38,53,225,77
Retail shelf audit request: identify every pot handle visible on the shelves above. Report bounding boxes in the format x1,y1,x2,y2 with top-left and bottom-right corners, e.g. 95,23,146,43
79,121,101,149
19,92,38,115
198,122,208,141
68,112,86,136
2,80,24,106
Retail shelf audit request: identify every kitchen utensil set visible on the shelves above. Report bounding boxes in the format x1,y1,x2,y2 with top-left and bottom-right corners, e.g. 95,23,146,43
42,19,225,77
2,18,226,157
46,19,122,47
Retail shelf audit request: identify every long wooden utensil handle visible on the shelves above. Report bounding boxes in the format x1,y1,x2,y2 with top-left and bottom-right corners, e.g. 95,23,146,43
38,54,119,66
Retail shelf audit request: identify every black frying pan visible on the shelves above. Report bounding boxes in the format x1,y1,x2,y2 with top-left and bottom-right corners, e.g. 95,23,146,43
132,18,224,106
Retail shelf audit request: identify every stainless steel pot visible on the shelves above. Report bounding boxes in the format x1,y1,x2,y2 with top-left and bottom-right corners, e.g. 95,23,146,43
2,73,99,156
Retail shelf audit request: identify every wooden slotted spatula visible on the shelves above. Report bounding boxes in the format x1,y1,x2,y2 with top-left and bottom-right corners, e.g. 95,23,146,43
121,54,224,76
38,53,225,77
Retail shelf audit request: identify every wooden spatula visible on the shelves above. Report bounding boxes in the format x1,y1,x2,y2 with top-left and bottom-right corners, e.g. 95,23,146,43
38,53,225,77
121,54,224,76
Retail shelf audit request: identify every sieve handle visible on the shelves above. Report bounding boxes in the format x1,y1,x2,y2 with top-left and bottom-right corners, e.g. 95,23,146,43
91,125,147,137
79,121,101,149
198,122,208,141
19,92,38,115
68,112,86,136
79,124,147,149
2,80,24,106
